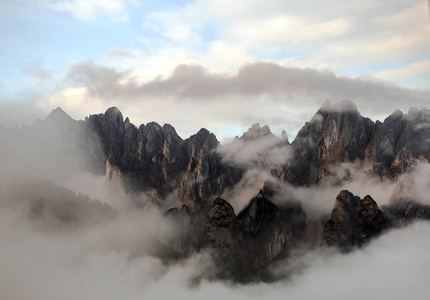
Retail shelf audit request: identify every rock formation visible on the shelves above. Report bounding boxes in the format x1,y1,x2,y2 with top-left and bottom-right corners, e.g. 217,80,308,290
290,100,376,184
198,192,306,267
323,190,389,250
364,108,430,179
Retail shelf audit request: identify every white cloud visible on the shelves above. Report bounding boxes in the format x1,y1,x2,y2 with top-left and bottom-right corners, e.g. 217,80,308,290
46,0,130,22
375,60,430,87
144,10,203,44
137,0,429,87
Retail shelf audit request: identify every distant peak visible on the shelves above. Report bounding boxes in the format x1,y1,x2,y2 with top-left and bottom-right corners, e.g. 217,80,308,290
52,107,66,114
44,107,72,123
251,123,260,130
241,123,273,141
281,130,288,142
391,109,403,117
408,107,418,115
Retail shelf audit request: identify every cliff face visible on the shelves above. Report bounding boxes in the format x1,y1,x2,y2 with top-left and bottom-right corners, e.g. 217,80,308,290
84,107,242,206
286,102,430,186
323,189,430,251
323,190,389,250
237,192,306,264
290,100,376,184
197,193,307,280
364,108,430,179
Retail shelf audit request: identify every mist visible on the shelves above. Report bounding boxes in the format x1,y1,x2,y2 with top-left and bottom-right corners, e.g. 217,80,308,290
1,195,430,299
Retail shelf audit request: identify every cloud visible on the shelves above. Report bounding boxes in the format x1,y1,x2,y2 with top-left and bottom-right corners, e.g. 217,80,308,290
136,0,429,89
63,61,430,106
217,128,291,167
375,59,430,87
144,10,203,45
43,60,430,140
1,179,429,299
46,0,131,22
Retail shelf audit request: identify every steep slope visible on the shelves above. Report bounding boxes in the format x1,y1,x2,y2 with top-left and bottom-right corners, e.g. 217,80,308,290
290,100,376,184
323,190,389,250
85,107,242,206
364,108,430,179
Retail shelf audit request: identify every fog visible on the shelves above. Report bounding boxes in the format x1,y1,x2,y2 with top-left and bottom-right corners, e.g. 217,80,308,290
1,198,430,299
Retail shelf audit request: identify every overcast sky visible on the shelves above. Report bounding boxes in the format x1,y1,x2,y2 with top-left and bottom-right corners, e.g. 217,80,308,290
1,0,429,140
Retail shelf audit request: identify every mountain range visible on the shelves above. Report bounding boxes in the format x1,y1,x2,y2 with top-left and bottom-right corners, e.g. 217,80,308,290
2,99,430,282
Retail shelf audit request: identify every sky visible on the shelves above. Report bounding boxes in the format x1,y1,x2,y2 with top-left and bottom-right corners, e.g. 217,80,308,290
1,0,430,141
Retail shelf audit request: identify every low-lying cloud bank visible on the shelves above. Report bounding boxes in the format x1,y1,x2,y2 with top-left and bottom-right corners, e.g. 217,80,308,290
1,191,429,300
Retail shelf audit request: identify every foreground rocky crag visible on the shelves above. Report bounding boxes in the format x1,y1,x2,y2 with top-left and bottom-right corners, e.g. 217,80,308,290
323,189,430,251
164,186,430,282
197,191,306,282
323,190,389,251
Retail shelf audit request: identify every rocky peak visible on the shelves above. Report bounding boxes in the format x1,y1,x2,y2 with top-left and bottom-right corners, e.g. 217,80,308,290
199,198,240,251
37,107,77,132
281,130,288,143
331,190,360,227
323,190,388,250
44,107,73,123
360,195,379,223
186,128,218,153
364,106,430,178
291,100,375,184
162,123,180,139
241,123,274,141
104,106,124,127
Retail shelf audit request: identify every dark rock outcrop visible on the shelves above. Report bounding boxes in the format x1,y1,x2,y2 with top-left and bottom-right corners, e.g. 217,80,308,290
237,191,306,264
323,190,389,250
199,193,306,266
84,107,242,206
199,198,245,253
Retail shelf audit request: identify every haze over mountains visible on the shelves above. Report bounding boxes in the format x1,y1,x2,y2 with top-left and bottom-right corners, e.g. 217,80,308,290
1,100,430,297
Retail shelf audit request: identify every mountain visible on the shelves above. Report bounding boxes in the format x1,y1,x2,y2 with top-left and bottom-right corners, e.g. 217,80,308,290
2,101,430,282
323,190,389,251
289,99,376,184
84,107,242,207
363,107,430,179
323,189,430,251
4,100,430,207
